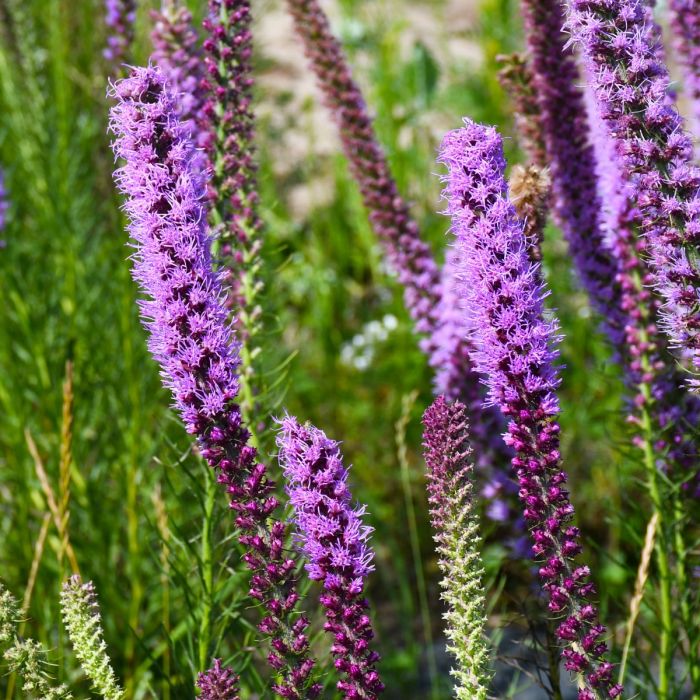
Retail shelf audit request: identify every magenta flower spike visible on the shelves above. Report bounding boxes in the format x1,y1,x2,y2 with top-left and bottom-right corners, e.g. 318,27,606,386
669,0,700,141
277,416,384,700
108,66,319,699
565,0,700,392
202,0,262,330
197,660,240,700
104,0,137,67
285,0,512,515
150,2,208,153
438,119,622,700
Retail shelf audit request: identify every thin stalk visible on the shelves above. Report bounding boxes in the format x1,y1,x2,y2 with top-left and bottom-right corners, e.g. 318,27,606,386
671,496,700,696
396,391,440,700
198,465,217,672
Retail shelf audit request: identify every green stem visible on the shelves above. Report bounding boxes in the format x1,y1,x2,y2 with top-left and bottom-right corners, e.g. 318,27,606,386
198,466,217,672
638,401,673,700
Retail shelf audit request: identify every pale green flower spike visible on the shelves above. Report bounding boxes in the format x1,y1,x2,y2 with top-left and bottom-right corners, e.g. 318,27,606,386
0,582,20,645
1,580,71,699
60,575,124,700
4,639,73,699
422,398,492,699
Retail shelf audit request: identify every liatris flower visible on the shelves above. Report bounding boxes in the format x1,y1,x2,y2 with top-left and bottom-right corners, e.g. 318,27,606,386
422,396,491,700
108,66,319,698
496,53,547,168
565,0,700,391
197,659,240,700
669,0,700,139
508,164,550,262
285,0,442,338
104,0,137,66
60,576,123,700
439,119,622,700
202,0,265,422
518,0,629,358
285,0,511,509
277,416,384,699
150,2,207,152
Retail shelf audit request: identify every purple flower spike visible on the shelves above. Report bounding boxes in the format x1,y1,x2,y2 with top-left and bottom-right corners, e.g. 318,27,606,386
197,659,240,700
202,0,263,337
108,66,320,699
438,119,622,700
565,0,700,391
669,0,700,141
150,3,208,153
277,416,384,700
285,0,511,517
104,0,137,67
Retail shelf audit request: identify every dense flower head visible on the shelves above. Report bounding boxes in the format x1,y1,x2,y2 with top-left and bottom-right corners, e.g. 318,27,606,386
202,0,263,336
439,119,560,415
565,0,700,391
108,65,319,699
150,3,208,153
197,659,240,700
438,118,622,699
277,416,383,699
285,0,513,520
422,397,491,700
60,576,123,700
104,0,137,66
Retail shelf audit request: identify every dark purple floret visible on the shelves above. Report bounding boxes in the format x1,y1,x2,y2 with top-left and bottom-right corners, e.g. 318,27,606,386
277,416,384,700
438,119,622,700
197,659,240,700
108,66,320,699
565,0,700,392
104,0,137,66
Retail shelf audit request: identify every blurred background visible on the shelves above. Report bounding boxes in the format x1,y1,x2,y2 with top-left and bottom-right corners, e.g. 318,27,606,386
0,0,660,697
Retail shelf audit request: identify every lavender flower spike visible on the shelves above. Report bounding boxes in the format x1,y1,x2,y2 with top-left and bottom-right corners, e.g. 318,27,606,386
150,2,207,152
669,0,700,142
109,66,319,699
197,659,240,700
565,0,700,391
104,0,137,67
422,397,491,700
277,416,384,700
439,119,622,700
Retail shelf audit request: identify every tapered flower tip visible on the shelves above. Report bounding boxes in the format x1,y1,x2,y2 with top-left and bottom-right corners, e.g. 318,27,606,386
276,415,375,586
438,119,507,216
197,659,240,700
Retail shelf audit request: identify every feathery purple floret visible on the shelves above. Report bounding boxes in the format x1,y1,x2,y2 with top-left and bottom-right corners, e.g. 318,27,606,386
565,0,700,392
150,3,208,153
439,119,622,700
202,0,263,336
197,659,240,700
108,66,319,699
669,0,700,140
277,416,384,700
104,0,137,66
